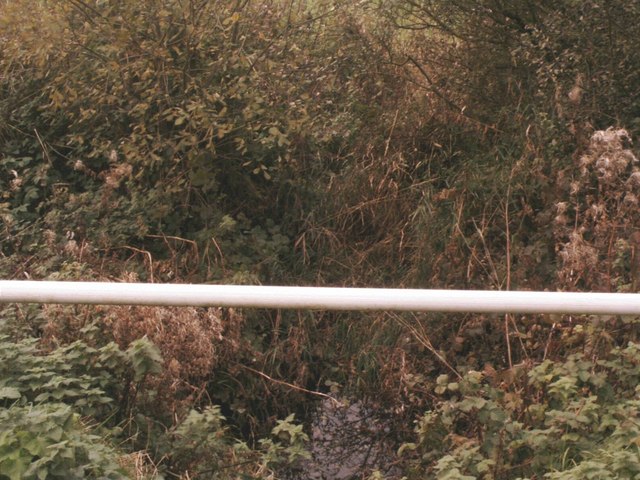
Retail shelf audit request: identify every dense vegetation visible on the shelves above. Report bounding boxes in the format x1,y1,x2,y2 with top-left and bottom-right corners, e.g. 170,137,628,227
2,0,640,478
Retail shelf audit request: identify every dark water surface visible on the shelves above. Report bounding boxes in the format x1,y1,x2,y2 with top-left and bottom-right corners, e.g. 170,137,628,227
288,398,403,479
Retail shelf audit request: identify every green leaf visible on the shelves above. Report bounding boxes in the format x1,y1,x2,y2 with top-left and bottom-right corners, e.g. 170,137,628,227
398,442,417,456
0,387,21,399
126,336,163,382
1,457,30,480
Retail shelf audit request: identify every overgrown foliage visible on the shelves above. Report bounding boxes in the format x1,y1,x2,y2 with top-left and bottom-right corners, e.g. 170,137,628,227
3,0,640,478
403,339,640,479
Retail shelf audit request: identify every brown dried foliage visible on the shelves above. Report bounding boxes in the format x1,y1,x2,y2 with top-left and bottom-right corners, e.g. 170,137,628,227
555,128,640,291
104,305,222,402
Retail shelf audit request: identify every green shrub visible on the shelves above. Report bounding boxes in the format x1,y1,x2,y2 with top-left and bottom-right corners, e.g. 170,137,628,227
404,342,640,479
0,332,166,478
0,404,126,480
165,407,309,478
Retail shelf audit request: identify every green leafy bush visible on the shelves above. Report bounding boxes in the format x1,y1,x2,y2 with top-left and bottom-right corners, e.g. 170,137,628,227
404,342,640,479
0,335,114,415
0,0,338,282
165,407,309,478
0,333,163,418
0,332,166,478
0,404,125,480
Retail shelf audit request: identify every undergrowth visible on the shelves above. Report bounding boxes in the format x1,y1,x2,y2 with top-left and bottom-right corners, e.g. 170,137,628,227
3,0,640,478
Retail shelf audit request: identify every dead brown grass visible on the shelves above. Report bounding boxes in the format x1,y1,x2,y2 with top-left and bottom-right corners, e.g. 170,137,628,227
103,304,222,408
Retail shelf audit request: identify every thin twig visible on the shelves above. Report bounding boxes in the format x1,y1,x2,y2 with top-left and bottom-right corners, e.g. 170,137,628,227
389,312,462,379
504,171,514,370
543,323,557,361
504,166,529,363
239,364,342,407
384,108,400,159
34,129,52,165
471,217,501,287
120,246,154,283
407,55,464,112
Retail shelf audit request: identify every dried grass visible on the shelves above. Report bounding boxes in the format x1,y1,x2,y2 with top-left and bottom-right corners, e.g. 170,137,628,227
104,305,222,398
118,450,161,480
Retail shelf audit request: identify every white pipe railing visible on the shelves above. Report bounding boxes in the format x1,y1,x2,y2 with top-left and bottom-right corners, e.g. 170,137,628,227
1,280,640,314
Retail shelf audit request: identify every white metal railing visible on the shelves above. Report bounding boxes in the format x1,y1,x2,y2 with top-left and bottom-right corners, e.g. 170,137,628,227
1,280,640,314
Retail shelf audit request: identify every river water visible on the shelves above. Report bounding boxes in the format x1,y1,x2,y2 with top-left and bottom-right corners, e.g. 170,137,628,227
288,398,403,479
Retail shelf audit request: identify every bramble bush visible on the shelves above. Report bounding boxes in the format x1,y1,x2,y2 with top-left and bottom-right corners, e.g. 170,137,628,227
403,340,640,479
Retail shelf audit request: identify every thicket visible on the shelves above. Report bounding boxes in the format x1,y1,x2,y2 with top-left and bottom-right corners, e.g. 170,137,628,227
2,0,640,478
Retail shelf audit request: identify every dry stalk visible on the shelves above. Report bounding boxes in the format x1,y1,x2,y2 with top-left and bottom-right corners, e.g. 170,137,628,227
34,128,52,165
383,108,400,159
239,364,343,407
453,197,498,285
504,169,514,370
388,312,462,380
120,246,155,282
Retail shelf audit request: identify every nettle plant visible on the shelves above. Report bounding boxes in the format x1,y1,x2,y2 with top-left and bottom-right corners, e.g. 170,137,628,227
0,333,164,479
554,128,640,292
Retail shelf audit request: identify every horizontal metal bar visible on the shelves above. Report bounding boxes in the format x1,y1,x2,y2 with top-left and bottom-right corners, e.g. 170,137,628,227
1,280,640,314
